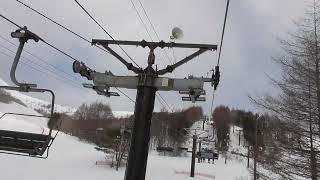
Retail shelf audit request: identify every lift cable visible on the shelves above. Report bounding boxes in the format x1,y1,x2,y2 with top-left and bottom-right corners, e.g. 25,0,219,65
13,1,137,103
129,0,176,111
74,1,175,107
156,92,173,112
129,0,154,42
0,14,136,103
114,87,135,103
129,0,170,68
210,0,231,118
0,50,86,91
217,0,230,66
128,0,169,68
0,34,81,81
209,91,215,119
128,0,177,77
0,14,80,62
15,0,111,56
73,0,141,68
137,0,176,64
155,93,167,110
0,44,81,87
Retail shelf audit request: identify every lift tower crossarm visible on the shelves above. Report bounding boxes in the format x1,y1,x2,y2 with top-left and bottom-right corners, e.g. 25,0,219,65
92,39,217,75
157,48,207,75
92,39,217,50
96,44,142,74
91,72,206,91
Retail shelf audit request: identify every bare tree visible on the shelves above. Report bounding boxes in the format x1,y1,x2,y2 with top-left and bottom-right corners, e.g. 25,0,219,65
213,106,231,156
252,1,320,179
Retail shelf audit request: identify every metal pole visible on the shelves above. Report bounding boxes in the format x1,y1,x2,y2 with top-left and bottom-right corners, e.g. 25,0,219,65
247,146,249,168
191,135,197,177
238,131,240,145
198,140,201,163
197,119,205,163
202,120,205,130
254,117,258,180
124,85,156,180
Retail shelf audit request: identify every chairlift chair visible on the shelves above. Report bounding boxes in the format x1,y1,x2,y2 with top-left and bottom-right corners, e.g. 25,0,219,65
156,146,174,152
0,27,60,158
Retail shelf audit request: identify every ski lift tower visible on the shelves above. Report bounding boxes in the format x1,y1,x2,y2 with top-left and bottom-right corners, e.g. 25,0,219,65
73,39,219,180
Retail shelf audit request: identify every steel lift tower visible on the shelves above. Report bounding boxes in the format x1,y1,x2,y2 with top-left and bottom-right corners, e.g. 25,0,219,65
73,39,219,180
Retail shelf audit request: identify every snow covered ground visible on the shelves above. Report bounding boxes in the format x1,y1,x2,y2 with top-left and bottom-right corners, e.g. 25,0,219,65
112,110,134,118
0,104,252,180
0,109,252,180
0,78,133,118
0,78,75,113
0,132,251,180
0,78,255,180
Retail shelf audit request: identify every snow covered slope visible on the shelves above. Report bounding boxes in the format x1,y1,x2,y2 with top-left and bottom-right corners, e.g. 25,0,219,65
0,78,75,113
0,100,47,134
0,99,253,180
0,78,255,179
0,133,251,180
0,78,133,117
113,111,134,118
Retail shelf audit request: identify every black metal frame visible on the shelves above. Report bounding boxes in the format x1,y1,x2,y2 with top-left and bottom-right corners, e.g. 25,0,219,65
76,39,219,180
91,39,217,75
0,27,60,158
0,86,59,158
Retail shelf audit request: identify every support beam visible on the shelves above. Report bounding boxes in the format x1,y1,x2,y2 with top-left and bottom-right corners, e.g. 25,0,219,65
100,44,141,73
92,39,217,50
91,73,207,92
157,49,207,75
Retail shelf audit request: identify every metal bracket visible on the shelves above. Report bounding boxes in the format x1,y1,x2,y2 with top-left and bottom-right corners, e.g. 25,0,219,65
179,89,206,103
73,61,94,80
11,26,41,43
10,27,41,89
82,83,119,97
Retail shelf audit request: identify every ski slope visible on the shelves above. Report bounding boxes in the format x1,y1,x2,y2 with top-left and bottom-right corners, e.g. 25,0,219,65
0,78,132,118
0,104,252,180
0,133,251,180
0,78,75,113
0,78,253,180
0,106,252,180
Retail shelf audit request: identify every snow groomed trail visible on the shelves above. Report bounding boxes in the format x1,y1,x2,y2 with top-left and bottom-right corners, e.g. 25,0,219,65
0,77,252,180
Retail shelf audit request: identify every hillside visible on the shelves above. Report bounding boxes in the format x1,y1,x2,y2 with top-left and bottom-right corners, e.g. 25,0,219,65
0,78,266,180
0,78,133,118
0,78,75,114
0,91,256,180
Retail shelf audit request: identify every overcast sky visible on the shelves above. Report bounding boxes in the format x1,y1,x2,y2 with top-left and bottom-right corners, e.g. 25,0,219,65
0,0,307,114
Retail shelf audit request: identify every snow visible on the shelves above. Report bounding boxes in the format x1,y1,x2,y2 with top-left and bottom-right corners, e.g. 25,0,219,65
0,101,48,134
113,111,134,118
1,78,134,117
0,78,75,114
0,101,253,180
0,81,255,180
0,132,251,180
